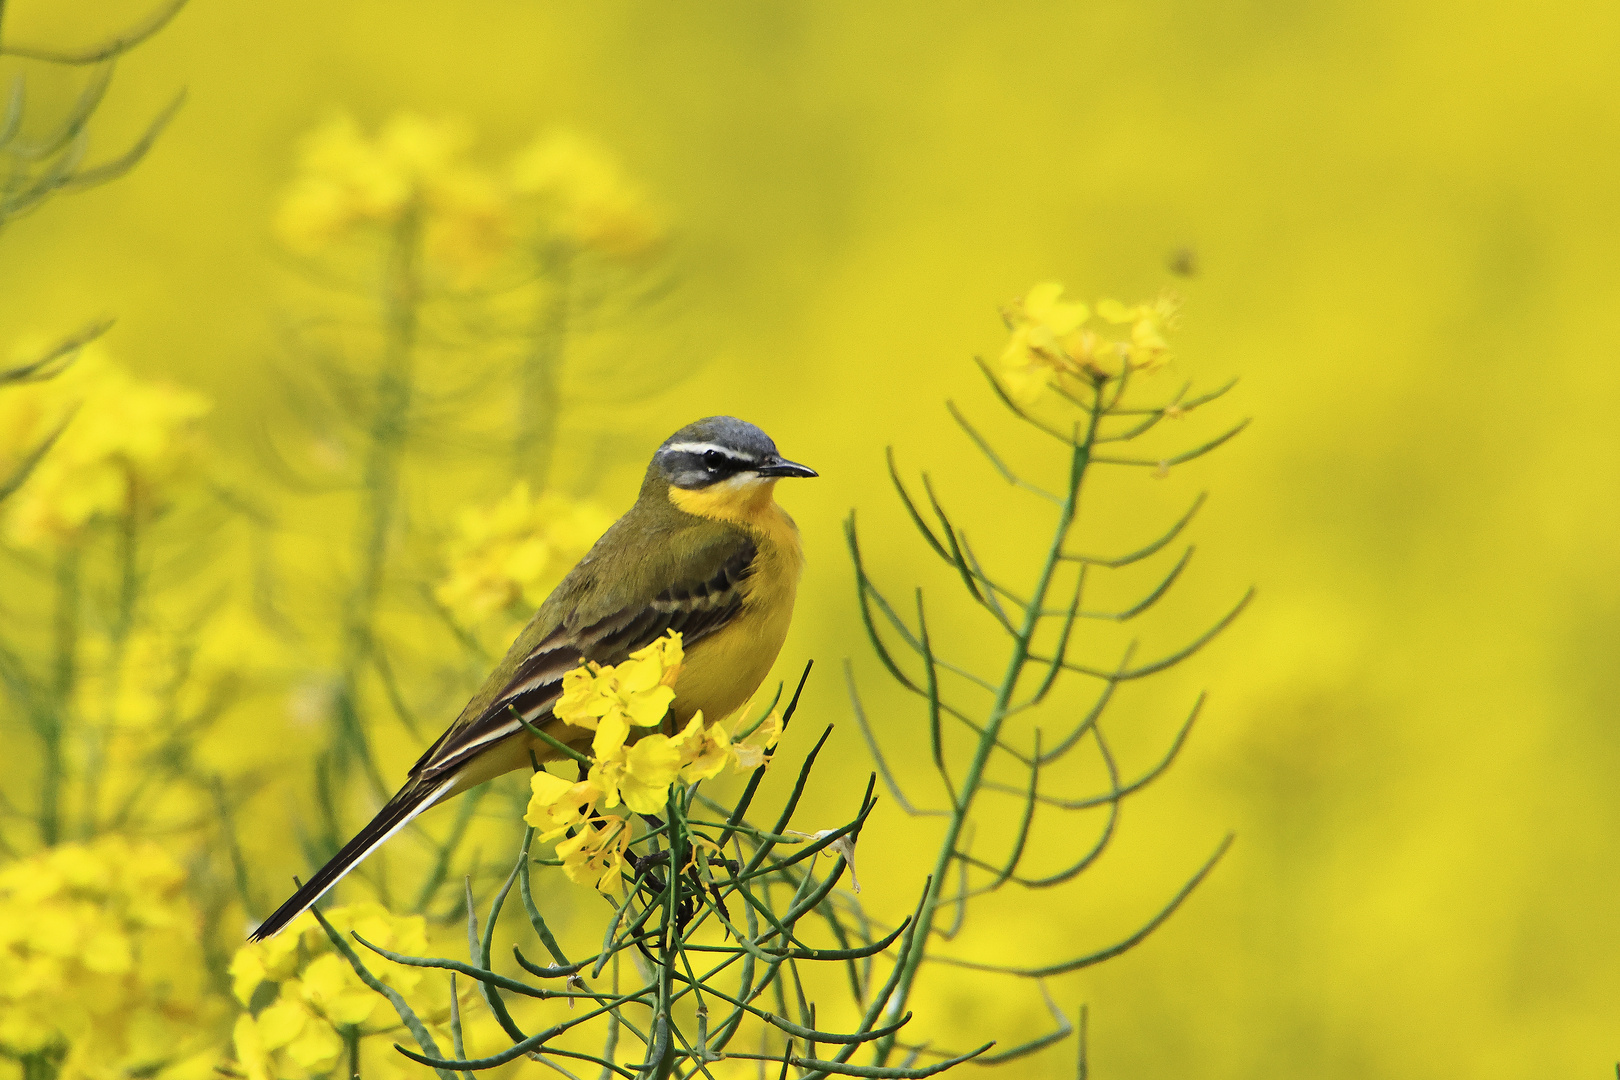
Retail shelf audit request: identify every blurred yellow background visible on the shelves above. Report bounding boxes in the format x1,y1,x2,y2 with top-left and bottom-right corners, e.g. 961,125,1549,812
2,0,1617,1076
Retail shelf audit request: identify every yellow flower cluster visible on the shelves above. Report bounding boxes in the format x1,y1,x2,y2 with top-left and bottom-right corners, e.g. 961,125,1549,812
0,836,216,1078
0,346,211,549
510,129,665,258
228,903,447,1080
275,113,509,283
435,481,613,627
275,114,664,283
996,282,1181,404
525,632,783,891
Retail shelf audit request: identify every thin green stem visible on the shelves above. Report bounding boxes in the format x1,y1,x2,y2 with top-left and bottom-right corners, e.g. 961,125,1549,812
878,396,1103,1064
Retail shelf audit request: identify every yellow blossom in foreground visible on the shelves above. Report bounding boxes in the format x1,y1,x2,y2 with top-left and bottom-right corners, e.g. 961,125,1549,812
525,772,605,840
995,282,1181,403
510,129,665,257
555,815,632,892
528,648,788,894
227,902,449,1080
671,712,733,781
591,731,683,814
0,836,215,1071
555,632,684,758
0,348,211,549
436,481,613,627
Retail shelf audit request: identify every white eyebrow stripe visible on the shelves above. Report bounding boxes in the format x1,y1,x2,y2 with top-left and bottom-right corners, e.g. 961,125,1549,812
662,441,759,462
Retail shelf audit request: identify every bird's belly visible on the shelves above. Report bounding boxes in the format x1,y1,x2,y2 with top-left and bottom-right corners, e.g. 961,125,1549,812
671,596,794,727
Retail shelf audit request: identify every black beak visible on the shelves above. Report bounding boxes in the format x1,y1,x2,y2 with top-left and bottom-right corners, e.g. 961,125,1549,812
756,456,818,479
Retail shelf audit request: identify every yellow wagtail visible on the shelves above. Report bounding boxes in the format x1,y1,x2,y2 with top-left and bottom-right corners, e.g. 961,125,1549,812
250,416,816,940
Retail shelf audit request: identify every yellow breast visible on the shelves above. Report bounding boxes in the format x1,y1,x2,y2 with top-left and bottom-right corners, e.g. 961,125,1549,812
667,477,805,724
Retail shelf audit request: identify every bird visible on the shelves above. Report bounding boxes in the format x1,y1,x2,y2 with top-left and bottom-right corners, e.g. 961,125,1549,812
250,416,817,940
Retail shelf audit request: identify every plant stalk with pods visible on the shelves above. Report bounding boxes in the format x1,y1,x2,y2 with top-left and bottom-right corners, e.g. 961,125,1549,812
846,348,1250,1071
313,675,1006,1080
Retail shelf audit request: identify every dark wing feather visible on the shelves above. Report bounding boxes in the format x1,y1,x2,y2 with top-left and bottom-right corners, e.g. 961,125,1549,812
408,536,757,784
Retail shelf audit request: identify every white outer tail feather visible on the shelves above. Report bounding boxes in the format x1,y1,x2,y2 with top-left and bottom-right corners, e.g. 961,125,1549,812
250,777,455,940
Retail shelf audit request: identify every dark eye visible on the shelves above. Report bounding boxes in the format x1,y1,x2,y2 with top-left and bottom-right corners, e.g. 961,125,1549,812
703,450,727,470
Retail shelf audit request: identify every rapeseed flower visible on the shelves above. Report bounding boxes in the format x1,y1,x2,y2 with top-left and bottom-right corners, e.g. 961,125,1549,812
731,708,784,771
275,112,515,285
524,772,605,839
591,731,683,814
435,481,612,627
0,347,211,548
554,815,632,892
510,129,665,258
554,631,683,758
670,712,733,781
0,837,215,1074
227,902,448,1080
996,283,1181,402
523,639,788,894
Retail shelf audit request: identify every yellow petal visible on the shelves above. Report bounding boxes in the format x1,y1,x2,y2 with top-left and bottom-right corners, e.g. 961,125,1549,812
625,735,681,786
528,770,574,808
1095,298,1138,324
733,744,770,771
1023,281,1064,313
625,685,675,727
285,1016,344,1069
614,654,657,693
232,1013,272,1080
228,946,268,1005
254,997,309,1051
1024,282,1087,335
592,713,632,759
618,775,671,815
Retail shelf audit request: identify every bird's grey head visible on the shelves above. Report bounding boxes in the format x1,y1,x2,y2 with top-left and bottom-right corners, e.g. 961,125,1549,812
653,416,818,490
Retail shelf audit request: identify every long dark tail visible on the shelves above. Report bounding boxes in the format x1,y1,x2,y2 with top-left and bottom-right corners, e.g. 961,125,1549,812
248,776,454,942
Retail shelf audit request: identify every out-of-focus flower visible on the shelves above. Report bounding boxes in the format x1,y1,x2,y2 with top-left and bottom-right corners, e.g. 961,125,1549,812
1096,293,1179,372
995,283,1181,402
228,902,448,1080
435,481,612,627
997,282,1088,404
275,113,516,285
0,837,215,1071
510,129,665,258
423,166,513,284
554,632,683,758
67,608,289,832
0,347,211,549
277,116,663,281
